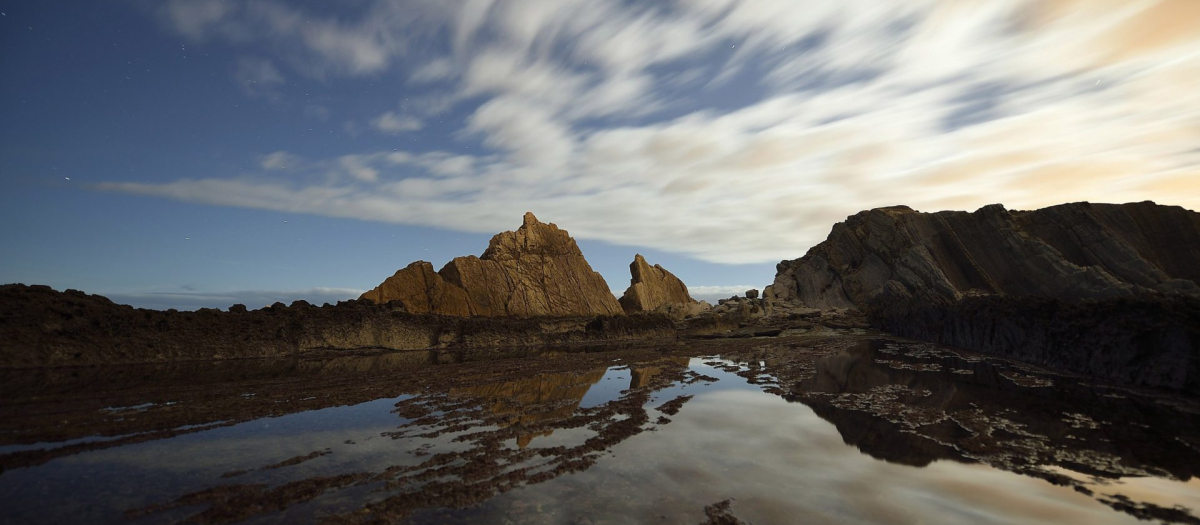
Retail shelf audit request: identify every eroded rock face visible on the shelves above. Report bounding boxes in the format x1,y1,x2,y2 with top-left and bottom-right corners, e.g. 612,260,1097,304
618,254,706,319
770,201,1200,309
362,213,623,317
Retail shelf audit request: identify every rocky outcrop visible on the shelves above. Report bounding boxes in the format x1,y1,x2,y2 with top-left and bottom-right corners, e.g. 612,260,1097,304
0,284,675,368
768,201,1200,392
618,254,709,319
362,213,623,317
359,261,471,316
769,201,1200,309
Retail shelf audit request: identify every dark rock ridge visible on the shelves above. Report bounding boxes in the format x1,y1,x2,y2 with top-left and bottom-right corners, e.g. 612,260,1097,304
767,201,1200,393
618,254,710,319
0,284,675,368
769,201,1200,308
361,212,623,317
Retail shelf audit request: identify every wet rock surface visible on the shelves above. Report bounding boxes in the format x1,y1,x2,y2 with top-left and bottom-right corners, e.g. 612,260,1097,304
2,333,1198,524
361,213,623,317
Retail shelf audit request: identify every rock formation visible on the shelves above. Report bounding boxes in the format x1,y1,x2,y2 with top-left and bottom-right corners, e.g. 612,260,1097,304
361,212,623,317
767,201,1200,392
770,201,1200,308
359,261,471,316
618,254,709,318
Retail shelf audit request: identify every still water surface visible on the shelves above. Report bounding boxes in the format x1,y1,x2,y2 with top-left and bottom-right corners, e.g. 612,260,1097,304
1,336,1198,524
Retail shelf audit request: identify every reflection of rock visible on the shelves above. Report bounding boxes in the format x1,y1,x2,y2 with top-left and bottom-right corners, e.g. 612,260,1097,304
790,340,1200,485
363,213,624,317
619,254,709,319
451,369,608,448
629,357,692,388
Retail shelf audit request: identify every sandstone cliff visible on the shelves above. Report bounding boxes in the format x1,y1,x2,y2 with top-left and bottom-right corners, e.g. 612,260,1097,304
361,213,623,317
769,201,1200,309
618,254,709,318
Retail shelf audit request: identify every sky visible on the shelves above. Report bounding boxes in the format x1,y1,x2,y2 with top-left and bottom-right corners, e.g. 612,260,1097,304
2,0,1198,310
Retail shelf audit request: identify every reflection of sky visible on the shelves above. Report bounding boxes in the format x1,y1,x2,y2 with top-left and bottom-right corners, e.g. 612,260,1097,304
1,359,1194,524
421,365,1170,525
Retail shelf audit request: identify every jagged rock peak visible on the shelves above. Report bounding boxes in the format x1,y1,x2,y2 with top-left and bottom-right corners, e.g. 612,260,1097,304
361,214,623,318
481,211,582,260
768,200,1200,309
619,254,709,319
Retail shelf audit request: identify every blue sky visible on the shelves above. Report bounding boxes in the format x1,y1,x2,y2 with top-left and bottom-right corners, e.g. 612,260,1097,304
2,0,1198,309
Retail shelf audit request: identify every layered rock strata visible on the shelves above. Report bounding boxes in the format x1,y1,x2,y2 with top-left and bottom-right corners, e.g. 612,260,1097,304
361,213,623,317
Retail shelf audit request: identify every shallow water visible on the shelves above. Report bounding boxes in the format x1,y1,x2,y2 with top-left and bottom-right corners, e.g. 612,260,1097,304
1,335,1198,524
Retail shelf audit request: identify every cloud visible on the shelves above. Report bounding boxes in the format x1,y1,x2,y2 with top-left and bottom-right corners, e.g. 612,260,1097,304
259,151,300,170
103,287,366,311
119,0,1200,265
371,111,423,134
160,0,234,41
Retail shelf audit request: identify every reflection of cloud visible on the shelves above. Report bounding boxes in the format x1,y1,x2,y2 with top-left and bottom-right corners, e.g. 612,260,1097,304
118,0,1200,264
516,388,1132,524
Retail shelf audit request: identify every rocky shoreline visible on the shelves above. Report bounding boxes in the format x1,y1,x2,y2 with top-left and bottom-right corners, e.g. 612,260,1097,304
0,284,676,368
3,202,1198,396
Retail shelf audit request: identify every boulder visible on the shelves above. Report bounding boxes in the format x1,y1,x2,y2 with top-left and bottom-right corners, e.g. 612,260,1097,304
361,213,623,317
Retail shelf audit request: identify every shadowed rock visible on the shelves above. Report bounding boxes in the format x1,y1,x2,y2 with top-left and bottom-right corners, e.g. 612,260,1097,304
768,201,1200,392
362,213,623,317
770,201,1200,308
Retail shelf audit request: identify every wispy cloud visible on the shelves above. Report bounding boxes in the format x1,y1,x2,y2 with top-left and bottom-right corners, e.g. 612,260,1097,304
120,0,1200,264
371,111,423,134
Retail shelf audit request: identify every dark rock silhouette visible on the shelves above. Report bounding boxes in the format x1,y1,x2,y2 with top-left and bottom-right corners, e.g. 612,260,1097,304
0,284,674,368
362,212,623,317
768,201,1200,392
770,201,1200,308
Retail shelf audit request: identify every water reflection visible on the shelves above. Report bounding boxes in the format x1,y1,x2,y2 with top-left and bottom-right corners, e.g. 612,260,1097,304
0,336,1198,524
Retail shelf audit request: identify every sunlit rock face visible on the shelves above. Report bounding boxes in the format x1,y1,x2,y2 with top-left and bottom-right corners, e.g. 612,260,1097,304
359,261,472,316
618,254,709,319
361,213,623,317
770,201,1200,308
